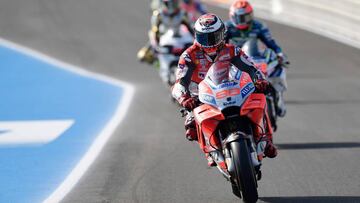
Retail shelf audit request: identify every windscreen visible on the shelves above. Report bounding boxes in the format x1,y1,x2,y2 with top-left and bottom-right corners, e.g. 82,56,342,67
206,61,231,85
242,38,261,57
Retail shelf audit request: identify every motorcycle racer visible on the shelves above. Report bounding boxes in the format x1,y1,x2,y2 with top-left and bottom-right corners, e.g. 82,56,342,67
225,0,288,117
138,0,194,64
172,14,277,163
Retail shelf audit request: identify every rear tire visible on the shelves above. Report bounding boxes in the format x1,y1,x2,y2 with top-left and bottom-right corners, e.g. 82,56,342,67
230,139,258,203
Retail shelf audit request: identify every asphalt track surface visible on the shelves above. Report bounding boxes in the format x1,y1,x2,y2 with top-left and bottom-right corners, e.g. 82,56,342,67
0,1,359,202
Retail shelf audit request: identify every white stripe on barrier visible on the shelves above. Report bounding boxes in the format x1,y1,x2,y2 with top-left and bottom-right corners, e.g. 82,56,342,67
289,0,360,22
271,0,283,15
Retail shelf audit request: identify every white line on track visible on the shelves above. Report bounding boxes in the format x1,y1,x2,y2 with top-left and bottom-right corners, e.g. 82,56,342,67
0,37,135,203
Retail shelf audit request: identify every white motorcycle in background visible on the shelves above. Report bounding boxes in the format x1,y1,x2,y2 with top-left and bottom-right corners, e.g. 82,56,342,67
155,25,193,86
242,39,288,131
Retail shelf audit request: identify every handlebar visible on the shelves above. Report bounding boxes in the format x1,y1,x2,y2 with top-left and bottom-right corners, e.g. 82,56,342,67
279,54,291,68
179,97,200,117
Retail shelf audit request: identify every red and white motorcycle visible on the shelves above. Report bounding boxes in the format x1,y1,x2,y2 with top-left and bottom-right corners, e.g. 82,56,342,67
183,61,273,203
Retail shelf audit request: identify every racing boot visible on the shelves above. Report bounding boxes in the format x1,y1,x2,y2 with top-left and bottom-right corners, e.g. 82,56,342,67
264,140,278,158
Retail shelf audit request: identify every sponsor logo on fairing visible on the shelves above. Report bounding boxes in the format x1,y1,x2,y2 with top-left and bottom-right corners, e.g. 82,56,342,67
218,81,238,89
223,101,236,106
241,83,255,98
200,94,216,105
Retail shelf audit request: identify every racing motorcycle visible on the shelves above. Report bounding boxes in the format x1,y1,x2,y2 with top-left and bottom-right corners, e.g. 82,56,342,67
152,25,193,87
241,39,288,131
182,61,273,203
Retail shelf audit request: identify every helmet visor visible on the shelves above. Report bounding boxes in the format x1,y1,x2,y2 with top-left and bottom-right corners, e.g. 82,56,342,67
196,28,224,47
232,12,253,25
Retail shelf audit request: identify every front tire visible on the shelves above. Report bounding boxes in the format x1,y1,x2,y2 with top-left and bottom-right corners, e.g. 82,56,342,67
230,139,258,203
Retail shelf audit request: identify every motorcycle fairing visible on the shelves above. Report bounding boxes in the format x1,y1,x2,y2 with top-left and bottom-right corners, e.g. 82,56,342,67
194,94,272,153
193,104,225,152
241,93,266,123
198,66,255,111
252,58,268,76
240,93,273,139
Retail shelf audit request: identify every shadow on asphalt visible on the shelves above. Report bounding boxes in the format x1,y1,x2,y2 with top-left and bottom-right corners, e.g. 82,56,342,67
287,99,360,105
277,142,360,150
261,196,360,203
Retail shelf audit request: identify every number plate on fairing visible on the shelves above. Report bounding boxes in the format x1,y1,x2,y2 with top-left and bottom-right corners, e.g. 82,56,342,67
199,74,255,110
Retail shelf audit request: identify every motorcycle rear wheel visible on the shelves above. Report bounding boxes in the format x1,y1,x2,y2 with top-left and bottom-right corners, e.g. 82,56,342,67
230,139,258,203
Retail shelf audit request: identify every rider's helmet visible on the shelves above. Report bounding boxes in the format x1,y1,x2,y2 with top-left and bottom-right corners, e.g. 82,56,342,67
229,0,254,30
194,13,226,56
183,0,192,4
160,0,180,15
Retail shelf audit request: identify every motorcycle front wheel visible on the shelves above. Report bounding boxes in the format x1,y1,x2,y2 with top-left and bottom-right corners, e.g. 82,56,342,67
230,139,258,203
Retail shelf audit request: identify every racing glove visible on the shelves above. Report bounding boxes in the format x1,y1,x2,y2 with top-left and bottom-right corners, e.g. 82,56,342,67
180,96,197,111
254,70,269,93
255,79,269,93
277,52,290,66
